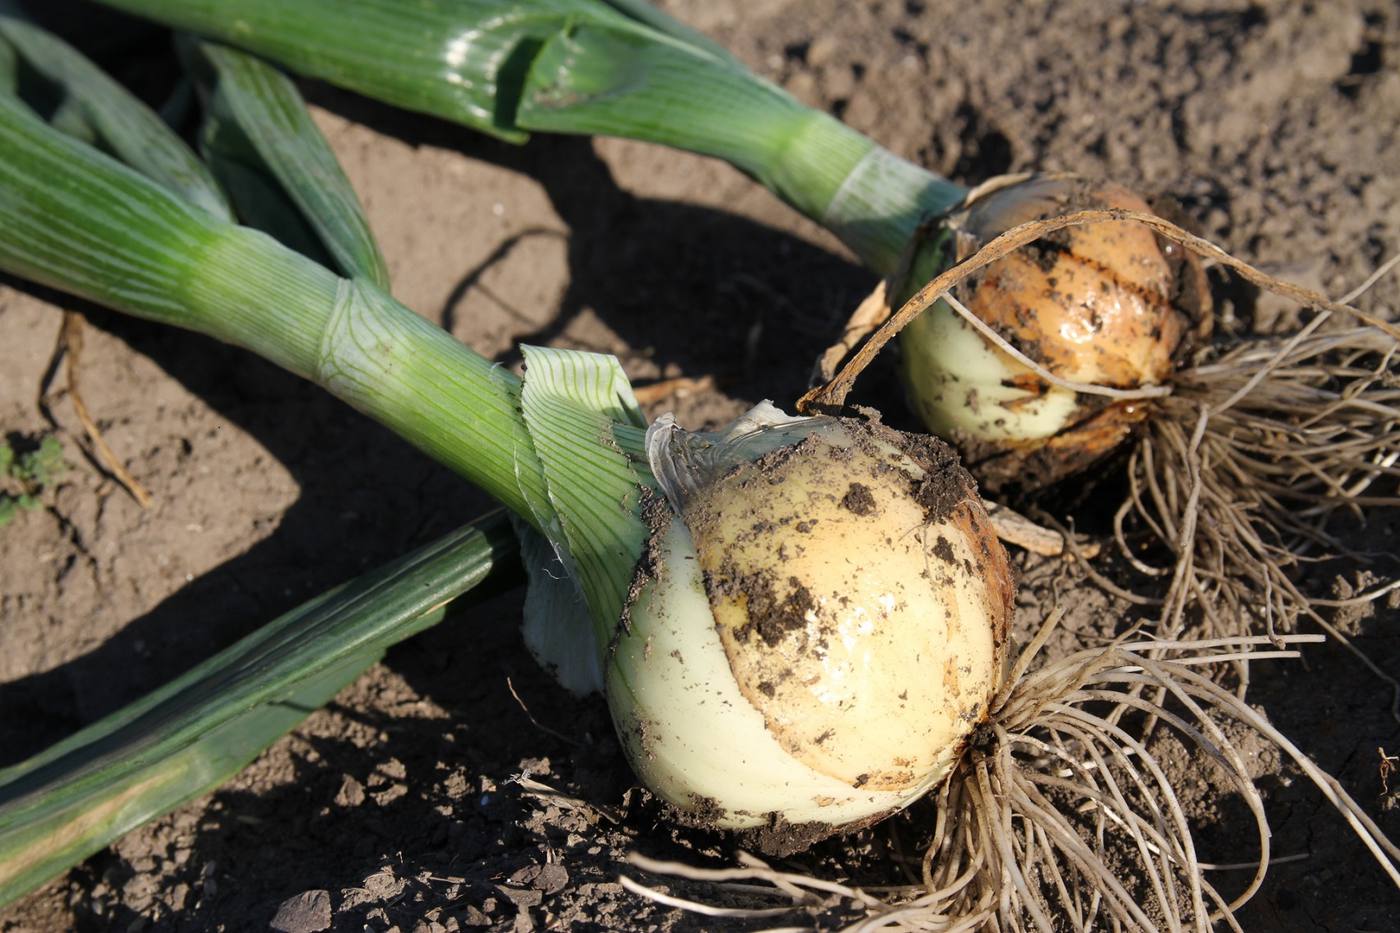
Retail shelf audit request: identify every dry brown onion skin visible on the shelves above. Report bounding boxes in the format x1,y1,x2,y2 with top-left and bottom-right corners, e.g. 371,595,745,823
897,173,1212,492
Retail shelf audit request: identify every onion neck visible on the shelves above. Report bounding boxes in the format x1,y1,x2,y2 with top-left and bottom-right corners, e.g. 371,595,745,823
769,112,967,275
581,79,969,275
513,22,969,274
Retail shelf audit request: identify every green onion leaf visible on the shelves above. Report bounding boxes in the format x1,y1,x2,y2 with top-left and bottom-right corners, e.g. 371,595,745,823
185,39,391,287
0,3,231,219
94,0,639,142
517,21,803,182
0,91,549,523
0,33,17,96
515,516,603,695
599,0,736,62
94,0,964,272
0,512,516,908
517,345,651,655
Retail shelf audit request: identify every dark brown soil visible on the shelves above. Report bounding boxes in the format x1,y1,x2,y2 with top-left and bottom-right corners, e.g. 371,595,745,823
2,0,1398,930
838,482,875,516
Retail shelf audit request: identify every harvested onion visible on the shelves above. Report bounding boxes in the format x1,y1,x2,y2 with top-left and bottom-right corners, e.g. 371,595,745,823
896,173,1211,491
608,406,1012,851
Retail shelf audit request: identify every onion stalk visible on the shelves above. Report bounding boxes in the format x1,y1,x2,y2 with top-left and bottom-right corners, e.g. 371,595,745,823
1,14,1397,926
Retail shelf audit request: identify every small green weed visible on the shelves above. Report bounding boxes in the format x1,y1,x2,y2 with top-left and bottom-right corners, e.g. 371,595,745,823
0,434,66,527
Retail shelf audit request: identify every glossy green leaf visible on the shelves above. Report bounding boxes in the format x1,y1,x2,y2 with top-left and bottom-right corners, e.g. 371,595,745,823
188,39,391,287
599,0,733,61
0,33,17,95
518,345,651,656
0,93,549,523
94,0,963,272
0,511,516,908
0,4,230,218
516,516,602,695
97,0,643,141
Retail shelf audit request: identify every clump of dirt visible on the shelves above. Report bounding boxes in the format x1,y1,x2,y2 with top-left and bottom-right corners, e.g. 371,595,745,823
618,486,672,640
847,422,980,524
729,574,817,648
838,481,876,515
734,813,843,860
913,463,972,525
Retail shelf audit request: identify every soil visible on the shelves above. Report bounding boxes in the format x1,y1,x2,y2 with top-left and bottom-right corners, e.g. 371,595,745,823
2,0,1398,930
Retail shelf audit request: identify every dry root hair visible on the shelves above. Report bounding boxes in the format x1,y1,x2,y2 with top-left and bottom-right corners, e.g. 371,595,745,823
1126,320,1399,690
621,619,1400,931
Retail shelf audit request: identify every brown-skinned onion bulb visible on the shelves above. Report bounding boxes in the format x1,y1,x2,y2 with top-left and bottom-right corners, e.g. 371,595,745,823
897,173,1212,491
606,406,1014,853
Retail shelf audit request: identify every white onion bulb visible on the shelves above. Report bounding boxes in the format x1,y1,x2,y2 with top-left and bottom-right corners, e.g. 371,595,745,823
606,407,1013,852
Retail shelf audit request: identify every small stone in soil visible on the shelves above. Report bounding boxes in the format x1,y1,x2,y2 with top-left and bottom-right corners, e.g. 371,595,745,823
507,863,568,895
335,774,366,807
269,889,332,933
496,884,542,909
411,921,450,933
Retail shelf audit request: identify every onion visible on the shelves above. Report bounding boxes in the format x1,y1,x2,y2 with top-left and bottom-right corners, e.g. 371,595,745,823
607,406,1013,852
896,173,1212,491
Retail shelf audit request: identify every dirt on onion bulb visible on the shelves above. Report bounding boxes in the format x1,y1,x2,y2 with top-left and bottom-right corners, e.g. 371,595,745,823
607,408,1013,853
896,172,1212,492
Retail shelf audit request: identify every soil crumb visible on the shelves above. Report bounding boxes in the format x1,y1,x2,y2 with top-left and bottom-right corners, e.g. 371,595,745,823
840,481,876,515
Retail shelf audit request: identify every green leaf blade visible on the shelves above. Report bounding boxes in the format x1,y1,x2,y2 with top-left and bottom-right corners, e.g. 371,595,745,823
0,8,231,219
192,41,391,287
518,346,651,656
599,0,735,62
0,512,516,907
0,92,232,329
0,96,552,523
98,0,636,141
517,22,800,172
92,0,964,271
0,33,16,95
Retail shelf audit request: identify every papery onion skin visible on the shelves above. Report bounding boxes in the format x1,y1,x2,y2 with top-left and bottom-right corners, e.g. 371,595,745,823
607,418,1013,854
898,173,1212,492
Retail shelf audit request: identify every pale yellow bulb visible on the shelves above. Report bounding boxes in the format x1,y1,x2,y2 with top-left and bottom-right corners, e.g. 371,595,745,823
608,419,1012,851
